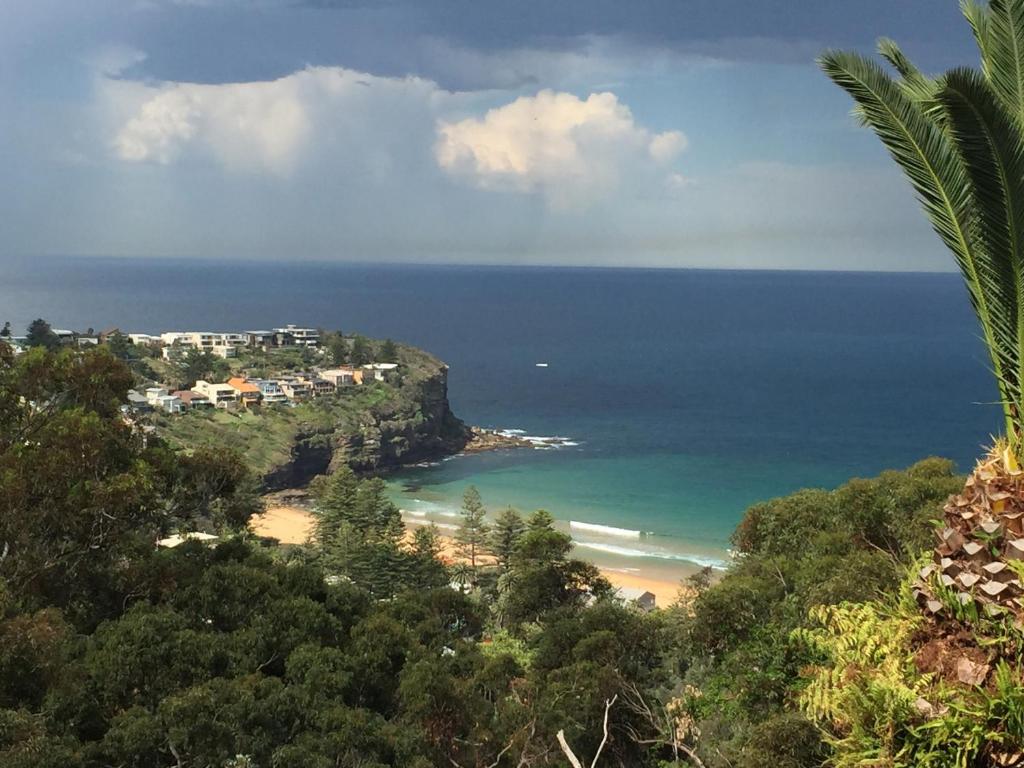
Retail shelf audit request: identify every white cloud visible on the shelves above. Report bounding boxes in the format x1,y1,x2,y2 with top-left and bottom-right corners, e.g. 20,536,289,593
435,90,686,208
110,67,439,175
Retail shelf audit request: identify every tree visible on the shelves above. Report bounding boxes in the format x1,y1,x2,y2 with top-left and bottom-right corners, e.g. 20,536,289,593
490,506,525,571
179,347,226,387
0,322,10,338
25,319,58,350
820,2,1024,461
105,331,133,360
455,486,490,581
379,339,398,364
349,335,372,366
323,330,348,365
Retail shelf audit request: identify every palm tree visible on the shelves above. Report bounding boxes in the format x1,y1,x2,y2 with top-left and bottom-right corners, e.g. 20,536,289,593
820,0,1024,615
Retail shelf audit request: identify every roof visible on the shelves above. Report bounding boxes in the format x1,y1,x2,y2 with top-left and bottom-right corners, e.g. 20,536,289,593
157,531,219,548
227,377,260,394
617,587,656,603
172,390,207,402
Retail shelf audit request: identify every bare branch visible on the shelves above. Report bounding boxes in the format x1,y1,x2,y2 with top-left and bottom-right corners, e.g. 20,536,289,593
556,695,618,768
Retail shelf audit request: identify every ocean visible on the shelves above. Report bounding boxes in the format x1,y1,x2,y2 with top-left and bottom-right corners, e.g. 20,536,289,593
0,256,999,577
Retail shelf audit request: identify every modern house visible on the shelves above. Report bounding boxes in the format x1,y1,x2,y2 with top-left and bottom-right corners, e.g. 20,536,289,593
172,390,213,409
154,394,184,414
273,324,320,347
302,376,335,396
227,377,262,408
193,380,239,408
246,331,277,350
128,333,161,345
281,380,312,400
321,368,357,387
362,363,399,382
145,386,169,405
253,379,288,404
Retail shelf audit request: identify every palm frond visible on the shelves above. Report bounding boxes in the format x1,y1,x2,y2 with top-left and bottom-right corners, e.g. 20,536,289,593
979,0,1024,124
877,38,942,106
941,68,1024,418
818,50,1017,442
962,0,993,63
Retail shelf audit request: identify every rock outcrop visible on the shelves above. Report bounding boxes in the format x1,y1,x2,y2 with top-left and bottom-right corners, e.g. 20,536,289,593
261,357,470,491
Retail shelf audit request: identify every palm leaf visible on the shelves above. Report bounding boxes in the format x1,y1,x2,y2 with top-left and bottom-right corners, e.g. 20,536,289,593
818,50,1016,440
940,68,1024,423
962,0,993,63
979,0,1024,125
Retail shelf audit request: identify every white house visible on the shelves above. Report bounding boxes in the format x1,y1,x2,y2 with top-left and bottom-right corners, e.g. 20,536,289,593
145,386,169,405
253,379,288,404
155,394,184,414
192,380,239,408
321,368,356,386
362,363,399,382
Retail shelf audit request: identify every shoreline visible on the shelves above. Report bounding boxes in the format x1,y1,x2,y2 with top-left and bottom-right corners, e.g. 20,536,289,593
250,503,688,608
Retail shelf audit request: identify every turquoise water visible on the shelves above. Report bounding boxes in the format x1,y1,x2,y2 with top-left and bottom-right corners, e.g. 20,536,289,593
1,258,1000,577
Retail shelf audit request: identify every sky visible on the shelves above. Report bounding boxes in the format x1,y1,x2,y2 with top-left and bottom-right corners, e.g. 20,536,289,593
0,0,984,270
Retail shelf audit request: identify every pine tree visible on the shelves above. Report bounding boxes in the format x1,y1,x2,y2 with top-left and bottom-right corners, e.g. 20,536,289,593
379,339,398,363
350,335,372,366
25,318,58,350
490,506,525,571
0,322,10,338
456,486,490,580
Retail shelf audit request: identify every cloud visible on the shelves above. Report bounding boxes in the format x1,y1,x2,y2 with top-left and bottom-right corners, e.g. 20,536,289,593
114,72,316,172
435,90,686,208
110,67,686,211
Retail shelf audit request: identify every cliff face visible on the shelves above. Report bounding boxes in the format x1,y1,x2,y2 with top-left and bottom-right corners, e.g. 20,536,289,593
261,360,469,491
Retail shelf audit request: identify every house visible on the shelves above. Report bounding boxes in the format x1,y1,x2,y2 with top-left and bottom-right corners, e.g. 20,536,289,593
128,333,160,346
210,344,237,359
160,331,247,351
321,367,357,387
157,531,219,548
53,329,77,346
273,324,320,347
145,386,169,405
97,327,121,343
172,390,213,410
155,394,184,414
616,587,657,612
302,376,334,396
362,362,399,382
227,377,262,408
253,379,288,404
246,330,277,350
193,380,239,408
281,380,313,400
126,390,152,412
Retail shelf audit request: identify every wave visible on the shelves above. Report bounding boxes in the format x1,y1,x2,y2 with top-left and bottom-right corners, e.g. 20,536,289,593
574,541,728,570
570,520,643,539
493,429,580,449
404,518,459,532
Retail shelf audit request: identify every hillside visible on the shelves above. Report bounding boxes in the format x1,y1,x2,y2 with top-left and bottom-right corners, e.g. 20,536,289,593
149,342,470,489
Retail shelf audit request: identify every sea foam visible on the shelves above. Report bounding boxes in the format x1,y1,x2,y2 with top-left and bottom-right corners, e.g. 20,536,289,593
574,541,728,570
570,520,643,538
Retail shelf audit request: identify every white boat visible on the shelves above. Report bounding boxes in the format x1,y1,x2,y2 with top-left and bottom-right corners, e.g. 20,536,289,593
535,362,549,367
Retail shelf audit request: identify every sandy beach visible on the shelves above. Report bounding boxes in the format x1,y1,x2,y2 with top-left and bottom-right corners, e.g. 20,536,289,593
250,504,686,608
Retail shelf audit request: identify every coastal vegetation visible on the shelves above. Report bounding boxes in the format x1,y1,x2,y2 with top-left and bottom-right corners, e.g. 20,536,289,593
0,337,996,767
805,0,1024,763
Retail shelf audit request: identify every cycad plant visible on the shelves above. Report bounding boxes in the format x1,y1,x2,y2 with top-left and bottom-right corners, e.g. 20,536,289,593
820,0,1024,616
